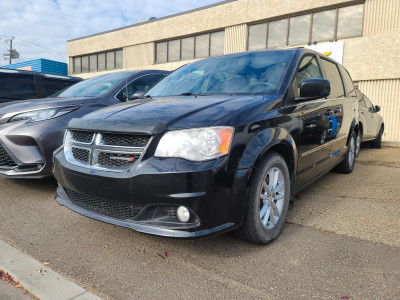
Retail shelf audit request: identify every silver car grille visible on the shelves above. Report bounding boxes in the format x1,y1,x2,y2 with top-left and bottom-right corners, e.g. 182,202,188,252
64,130,151,172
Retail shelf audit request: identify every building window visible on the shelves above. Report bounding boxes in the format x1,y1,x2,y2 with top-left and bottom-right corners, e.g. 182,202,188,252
210,31,225,56
337,4,363,39
195,34,210,58
81,56,89,73
73,57,81,74
248,23,267,51
115,50,123,69
168,39,181,62
155,30,224,64
98,53,106,72
89,54,97,72
267,19,288,49
312,9,336,42
248,3,364,50
288,15,310,46
156,42,168,64
72,49,123,74
181,37,194,60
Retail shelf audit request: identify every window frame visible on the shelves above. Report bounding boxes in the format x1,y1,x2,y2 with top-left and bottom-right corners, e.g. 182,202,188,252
319,57,346,99
114,73,167,102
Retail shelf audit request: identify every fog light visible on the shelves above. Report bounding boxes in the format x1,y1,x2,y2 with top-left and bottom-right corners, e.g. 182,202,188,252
177,206,190,223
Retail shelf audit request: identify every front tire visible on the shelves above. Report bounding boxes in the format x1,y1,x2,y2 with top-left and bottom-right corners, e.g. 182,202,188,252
371,126,383,149
237,152,290,244
335,131,356,174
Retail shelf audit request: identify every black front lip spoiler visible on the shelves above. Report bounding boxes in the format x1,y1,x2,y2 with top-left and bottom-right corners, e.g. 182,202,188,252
55,187,235,238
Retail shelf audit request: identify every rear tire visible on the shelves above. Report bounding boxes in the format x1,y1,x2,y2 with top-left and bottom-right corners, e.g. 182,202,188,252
371,126,383,149
237,152,290,244
334,131,356,174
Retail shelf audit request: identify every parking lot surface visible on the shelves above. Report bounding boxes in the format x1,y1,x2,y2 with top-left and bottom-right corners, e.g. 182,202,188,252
0,146,399,299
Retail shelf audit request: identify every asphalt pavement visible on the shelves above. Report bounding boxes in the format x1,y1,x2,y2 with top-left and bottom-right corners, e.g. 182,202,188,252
0,146,399,299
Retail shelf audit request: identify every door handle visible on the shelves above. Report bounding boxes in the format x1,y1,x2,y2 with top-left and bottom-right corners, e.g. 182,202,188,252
360,111,364,114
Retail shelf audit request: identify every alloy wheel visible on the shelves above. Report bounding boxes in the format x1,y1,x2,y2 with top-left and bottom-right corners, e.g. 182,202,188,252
259,167,285,229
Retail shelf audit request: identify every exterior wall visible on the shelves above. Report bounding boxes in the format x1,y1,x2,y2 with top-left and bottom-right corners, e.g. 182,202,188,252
358,79,400,142
67,0,400,141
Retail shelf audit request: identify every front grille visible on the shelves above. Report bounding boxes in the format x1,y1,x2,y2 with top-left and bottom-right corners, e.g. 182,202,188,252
101,133,150,147
98,152,140,168
71,130,94,143
0,144,17,167
66,130,150,171
71,147,90,163
64,188,142,220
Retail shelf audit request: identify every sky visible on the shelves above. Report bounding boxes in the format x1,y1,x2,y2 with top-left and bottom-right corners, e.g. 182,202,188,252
0,0,221,66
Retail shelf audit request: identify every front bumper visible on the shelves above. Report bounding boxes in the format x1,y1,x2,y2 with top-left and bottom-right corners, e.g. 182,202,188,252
54,148,250,238
0,118,66,178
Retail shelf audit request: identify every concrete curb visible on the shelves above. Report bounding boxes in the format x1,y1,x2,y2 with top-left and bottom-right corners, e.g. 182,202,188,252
0,239,101,300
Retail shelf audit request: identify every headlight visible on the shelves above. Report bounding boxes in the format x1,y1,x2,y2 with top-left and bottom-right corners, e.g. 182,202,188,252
155,127,234,161
8,106,80,123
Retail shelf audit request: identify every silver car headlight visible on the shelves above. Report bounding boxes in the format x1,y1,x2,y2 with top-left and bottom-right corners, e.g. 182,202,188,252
155,127,234,161
8,106,80,123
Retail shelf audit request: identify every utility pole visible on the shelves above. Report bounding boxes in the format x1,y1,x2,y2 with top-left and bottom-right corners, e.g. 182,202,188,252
4,37,19,64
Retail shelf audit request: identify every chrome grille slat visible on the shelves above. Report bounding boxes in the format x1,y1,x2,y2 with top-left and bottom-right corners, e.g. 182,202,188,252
64,130,151,172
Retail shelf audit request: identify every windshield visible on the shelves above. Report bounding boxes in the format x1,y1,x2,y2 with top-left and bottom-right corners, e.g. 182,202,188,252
57,72,131,97
147,50,295,97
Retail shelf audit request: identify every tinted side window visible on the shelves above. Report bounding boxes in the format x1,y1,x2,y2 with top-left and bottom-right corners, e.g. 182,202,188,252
116,74,166,102
295,56,322,94
338,64,356,97
42,78,77,97
320,59,345,98
0,73,37,100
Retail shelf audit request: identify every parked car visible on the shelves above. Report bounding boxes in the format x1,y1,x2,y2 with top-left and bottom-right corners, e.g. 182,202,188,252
0,68,81,103
355,89,384,155
53,49,359,244
0,70,168,178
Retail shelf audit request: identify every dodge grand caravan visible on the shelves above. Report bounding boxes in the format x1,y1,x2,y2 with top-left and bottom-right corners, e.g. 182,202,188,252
54,49,359,244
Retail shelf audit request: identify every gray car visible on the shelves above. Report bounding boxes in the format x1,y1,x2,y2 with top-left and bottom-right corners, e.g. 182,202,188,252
0,70,168,178
355,89,384,156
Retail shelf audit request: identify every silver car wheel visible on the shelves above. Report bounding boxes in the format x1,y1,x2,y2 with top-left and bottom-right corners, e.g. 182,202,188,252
348,136,356,166
259,167,285,229
356,132,361,157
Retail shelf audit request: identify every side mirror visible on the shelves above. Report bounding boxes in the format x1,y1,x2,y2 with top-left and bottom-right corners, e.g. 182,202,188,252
375,105,381,112
296,78,330,101
130,91,145,100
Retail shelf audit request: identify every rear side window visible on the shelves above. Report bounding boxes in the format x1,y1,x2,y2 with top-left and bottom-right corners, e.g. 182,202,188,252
42,78,77,97
295,56,322,94
0,73,37,100
320,59,345,98
116,74,166,102
338,64,356,97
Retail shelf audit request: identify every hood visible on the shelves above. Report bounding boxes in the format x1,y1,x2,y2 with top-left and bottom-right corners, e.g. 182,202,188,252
68,95,269,135
0,97,89,120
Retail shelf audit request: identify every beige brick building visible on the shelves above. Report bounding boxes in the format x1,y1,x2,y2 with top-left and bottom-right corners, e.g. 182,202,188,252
67,0,400,142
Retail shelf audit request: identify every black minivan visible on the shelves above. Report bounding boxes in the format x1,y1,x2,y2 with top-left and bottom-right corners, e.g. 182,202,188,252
0,68,81,103
54,49,359,244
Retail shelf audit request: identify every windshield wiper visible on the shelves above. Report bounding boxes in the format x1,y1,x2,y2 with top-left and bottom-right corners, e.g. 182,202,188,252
179,92,196,96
